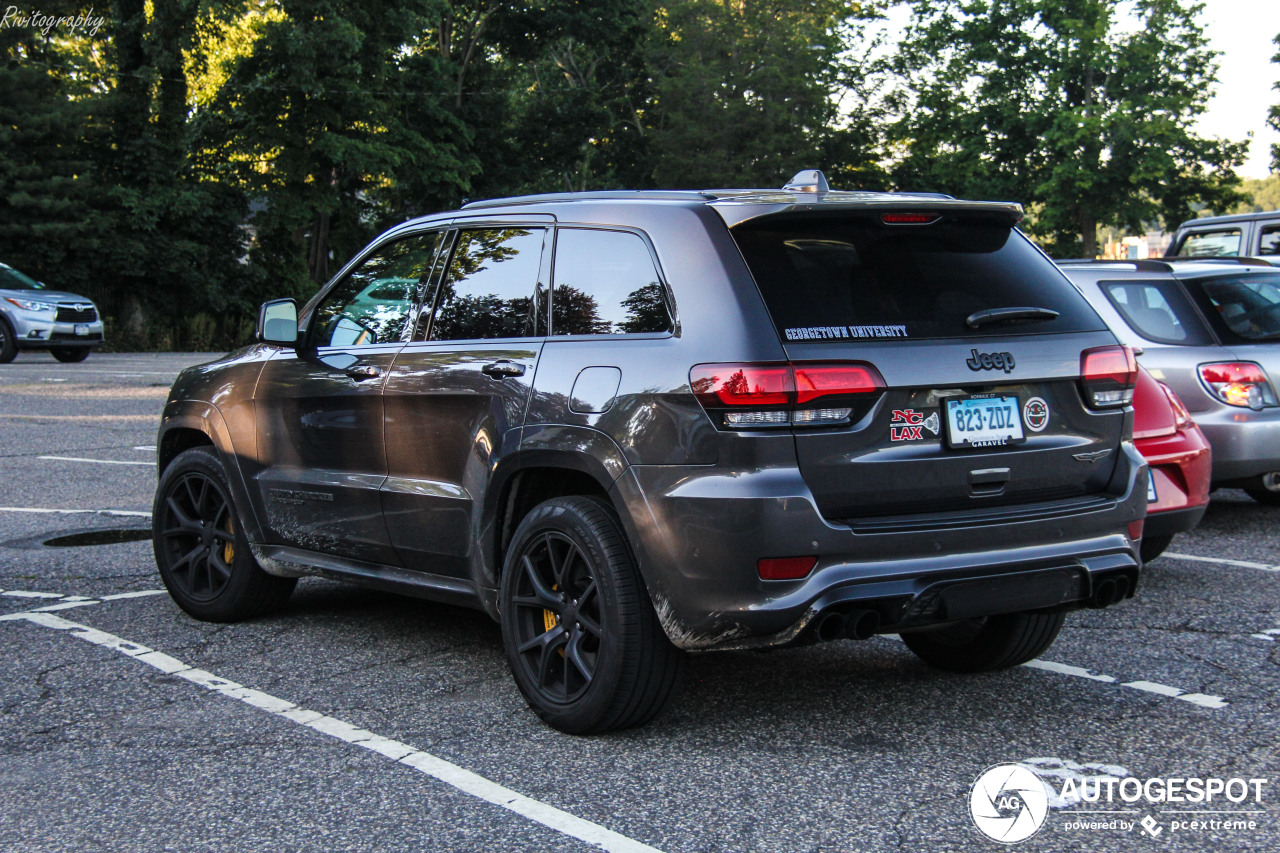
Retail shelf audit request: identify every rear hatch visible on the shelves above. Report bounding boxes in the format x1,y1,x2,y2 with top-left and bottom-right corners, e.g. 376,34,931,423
1180,268,1280,409
725,209,1132,524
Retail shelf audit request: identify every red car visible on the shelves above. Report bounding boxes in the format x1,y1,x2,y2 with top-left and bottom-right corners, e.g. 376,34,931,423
1133,365,1212,561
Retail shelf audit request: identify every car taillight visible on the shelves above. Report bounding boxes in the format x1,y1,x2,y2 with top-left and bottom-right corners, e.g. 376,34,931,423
880,213,940,225
1080,345,1137,408
1159,382,1193,430
690,362,885,428
1198,362,1278,410
757,556,818,580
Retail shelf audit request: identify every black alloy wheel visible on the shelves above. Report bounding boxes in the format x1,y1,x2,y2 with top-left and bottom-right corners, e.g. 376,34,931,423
153,447,295,621
500,496,684,734
900,610,1066,673
509,529,603,704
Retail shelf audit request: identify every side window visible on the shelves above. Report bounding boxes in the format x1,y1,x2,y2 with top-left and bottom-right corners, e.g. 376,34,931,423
429,228,545,341
1259,225,1280,256
1100,280,1212,345
551,228,672,335
312,232,442,347
1175,229,1241,258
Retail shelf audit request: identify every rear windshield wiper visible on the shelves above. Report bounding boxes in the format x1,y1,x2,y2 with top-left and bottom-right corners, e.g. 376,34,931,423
965,306,1061,329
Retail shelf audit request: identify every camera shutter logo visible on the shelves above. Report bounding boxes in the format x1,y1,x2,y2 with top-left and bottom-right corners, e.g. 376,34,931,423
970,763,1049,843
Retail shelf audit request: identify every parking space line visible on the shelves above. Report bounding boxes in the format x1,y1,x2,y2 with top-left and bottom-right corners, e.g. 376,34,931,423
2,610,665,853
1024,659,1229,709
0,506,152,517
38,455,153,466
1164,552,1280,572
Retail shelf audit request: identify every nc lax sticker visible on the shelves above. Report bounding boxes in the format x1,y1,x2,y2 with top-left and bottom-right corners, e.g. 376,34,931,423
1023,397,1050,432
891,409,940,442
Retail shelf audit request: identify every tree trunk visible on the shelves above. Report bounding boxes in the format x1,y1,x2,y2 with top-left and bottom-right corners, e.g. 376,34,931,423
307,212,331,283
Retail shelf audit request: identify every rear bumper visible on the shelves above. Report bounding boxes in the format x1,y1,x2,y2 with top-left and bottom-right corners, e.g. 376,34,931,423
613,442,1148,651
1193,408,1280,484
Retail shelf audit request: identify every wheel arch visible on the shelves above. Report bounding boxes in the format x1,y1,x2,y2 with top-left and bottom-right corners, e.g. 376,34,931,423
157,405,266,543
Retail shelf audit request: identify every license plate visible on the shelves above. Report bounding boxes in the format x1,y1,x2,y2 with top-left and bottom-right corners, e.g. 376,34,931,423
945,395,1025,448
74,324,89,336
1147,470,1157,503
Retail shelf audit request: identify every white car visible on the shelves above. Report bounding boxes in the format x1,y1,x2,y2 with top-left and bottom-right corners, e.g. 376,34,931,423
0,262,104,363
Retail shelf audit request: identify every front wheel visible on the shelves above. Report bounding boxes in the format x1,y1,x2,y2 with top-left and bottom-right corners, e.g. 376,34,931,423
499,496,684,734
50,347,90,363
0,318,16,363
900,611,1066,673
153,446,296,622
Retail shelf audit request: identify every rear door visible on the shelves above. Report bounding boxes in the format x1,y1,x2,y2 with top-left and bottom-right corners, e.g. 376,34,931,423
381,220,551,577
730,212,1128,522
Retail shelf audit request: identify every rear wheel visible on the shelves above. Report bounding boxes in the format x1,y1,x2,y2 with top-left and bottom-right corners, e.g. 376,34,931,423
0,318,16,363
50,347,90,363
901,611,1066,673
1140,534,1173,563
153,446,296,622
499,496,684,734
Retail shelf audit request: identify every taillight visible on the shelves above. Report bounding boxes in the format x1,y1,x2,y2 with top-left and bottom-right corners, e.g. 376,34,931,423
1080,345,1137,408
1159,382,1193,430
758,556,817,580
880,213,940,225
1198,362,1278,410
690,362,885,428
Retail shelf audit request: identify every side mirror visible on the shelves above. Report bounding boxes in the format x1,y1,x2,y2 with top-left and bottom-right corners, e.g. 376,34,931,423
257,298,299,347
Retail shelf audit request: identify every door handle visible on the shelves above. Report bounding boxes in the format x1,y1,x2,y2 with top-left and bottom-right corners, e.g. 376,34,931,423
345,365,382,381
482,361,525,379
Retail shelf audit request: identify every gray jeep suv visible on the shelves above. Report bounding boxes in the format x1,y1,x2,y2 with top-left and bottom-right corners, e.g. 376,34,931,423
153,171,1147,732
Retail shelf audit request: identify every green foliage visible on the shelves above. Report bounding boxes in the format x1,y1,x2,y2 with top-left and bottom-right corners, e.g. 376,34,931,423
890,0,1246,256
1271,32,1279,173
1235,174,1280,213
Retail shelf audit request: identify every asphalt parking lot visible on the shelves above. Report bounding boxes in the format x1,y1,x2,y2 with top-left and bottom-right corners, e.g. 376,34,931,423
2,351,1278,852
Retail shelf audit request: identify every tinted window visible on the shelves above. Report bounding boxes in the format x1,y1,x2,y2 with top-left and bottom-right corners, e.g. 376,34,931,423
1100,280,1212,345
1189,273,1280,342
312,232,442,347
0,265,43,290
1260,225,1280,257
551,229,672,335
732,216,1104,342
430,228,545,341
1175,229,1241,258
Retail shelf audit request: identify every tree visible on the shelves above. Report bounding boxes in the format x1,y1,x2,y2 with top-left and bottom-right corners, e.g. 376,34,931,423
645,0,882,188
1270,32,1279,173
890,0,1246,257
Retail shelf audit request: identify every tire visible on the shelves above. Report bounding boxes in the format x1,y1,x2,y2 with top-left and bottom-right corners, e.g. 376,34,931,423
1140,534,1173,563
499,496,684,734
50,347,90,363
0,317,16,363
153,446,296,622
900,610,1066,673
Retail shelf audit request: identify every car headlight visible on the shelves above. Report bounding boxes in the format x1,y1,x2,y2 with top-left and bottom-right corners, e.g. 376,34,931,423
4,297,57,313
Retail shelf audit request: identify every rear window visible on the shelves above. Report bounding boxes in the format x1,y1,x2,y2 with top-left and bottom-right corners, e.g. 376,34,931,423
731,216,1105,342
1185,273,1280,343
1099,280,1213,346
1260,225,1280,257
1174,229,1241,258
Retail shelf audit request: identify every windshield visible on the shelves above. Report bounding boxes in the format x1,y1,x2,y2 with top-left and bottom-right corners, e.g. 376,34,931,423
0,265,43,290
1187,273,1280,343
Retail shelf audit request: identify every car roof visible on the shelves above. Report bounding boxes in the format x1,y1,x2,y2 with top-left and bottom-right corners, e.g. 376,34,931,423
1174,209,1280,229
1056,258,1278,279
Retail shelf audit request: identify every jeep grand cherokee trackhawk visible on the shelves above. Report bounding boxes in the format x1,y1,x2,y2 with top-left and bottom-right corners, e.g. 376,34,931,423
152,171,1147,733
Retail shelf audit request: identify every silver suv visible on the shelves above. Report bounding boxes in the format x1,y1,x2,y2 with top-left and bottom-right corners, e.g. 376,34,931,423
0,262,105,363
1059,258,1280,504
153,171,1147,732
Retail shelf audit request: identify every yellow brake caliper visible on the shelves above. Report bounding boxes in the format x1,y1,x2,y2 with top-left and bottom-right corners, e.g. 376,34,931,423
223,517,236,563
543,585,564,656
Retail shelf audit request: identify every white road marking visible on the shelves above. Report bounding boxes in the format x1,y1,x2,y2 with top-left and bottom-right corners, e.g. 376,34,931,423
1023,757,1129,809
1164,552,1280,572
1251,628,1280,642
1,590,63,599
1025,659,1228,709
3,611,665,853
38,455,153,467
133,446,156,451
0,506,151,518
100,590,166,601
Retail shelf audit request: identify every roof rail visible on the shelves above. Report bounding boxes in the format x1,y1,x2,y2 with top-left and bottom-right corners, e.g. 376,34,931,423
1163,256,1275,267
1055,259,1174,272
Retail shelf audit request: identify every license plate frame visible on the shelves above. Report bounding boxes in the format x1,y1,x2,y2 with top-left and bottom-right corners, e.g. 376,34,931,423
1147,469,1157,503
74,324,89,336
944,395,1026,449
